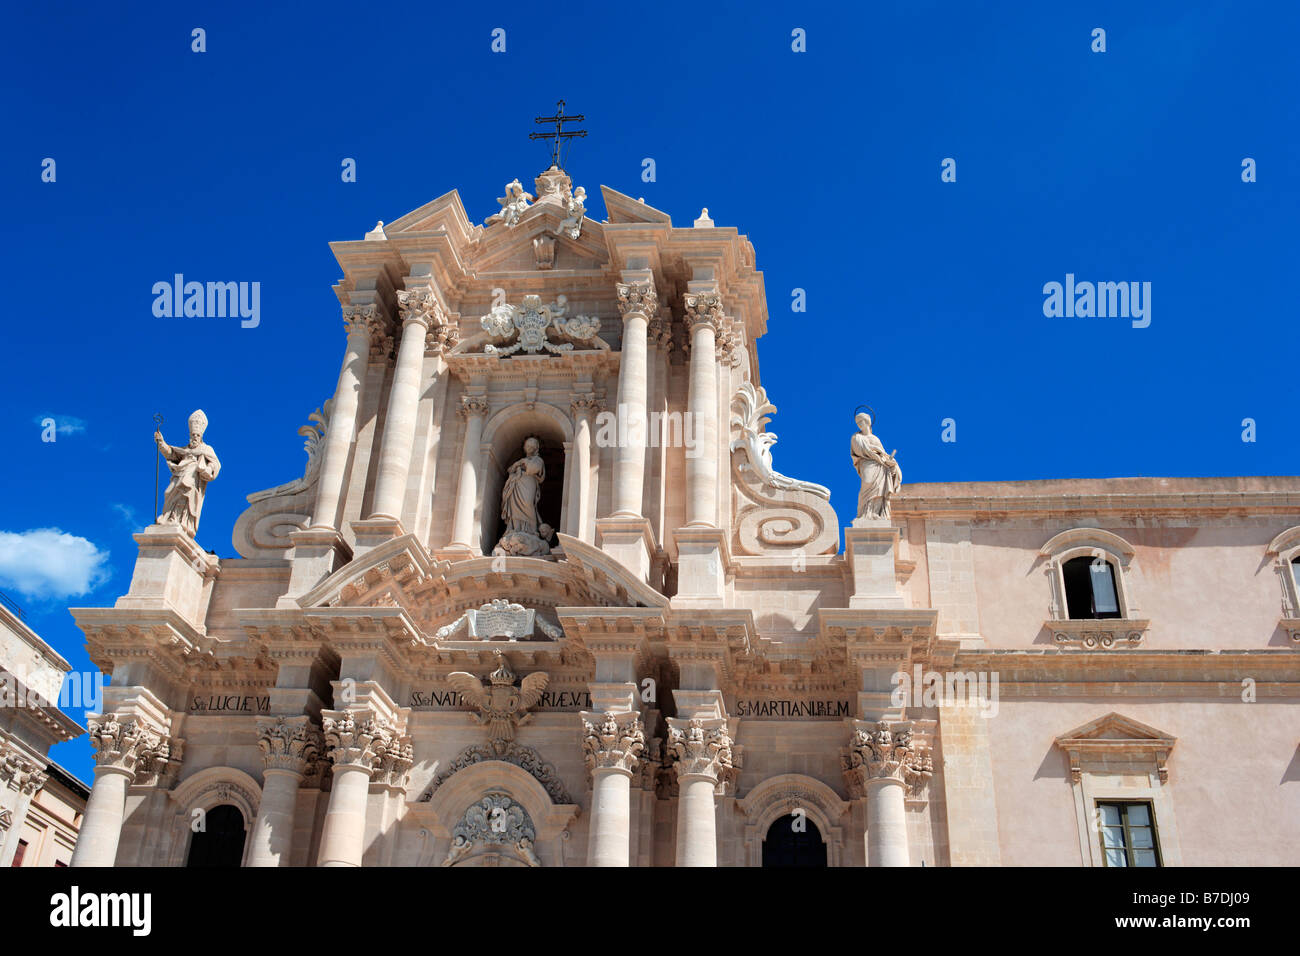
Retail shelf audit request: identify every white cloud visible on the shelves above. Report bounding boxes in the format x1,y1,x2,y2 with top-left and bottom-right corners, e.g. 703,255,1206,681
111,503,139,527
32,414,86,436
0,528,111,600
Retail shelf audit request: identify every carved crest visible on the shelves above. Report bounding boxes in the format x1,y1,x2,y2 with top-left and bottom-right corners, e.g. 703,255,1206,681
480,295,600,356
445,653,549,754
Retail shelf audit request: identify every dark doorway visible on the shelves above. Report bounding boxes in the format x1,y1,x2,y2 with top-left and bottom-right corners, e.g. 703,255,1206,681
761,813,828,867
185,804,247,867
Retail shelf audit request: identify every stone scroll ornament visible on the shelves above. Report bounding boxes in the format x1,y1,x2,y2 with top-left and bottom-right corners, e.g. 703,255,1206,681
154,410,220,537
443,793,541,867
729,382,838,556
480,294,600,356
852,408,901,522
446,653,549,755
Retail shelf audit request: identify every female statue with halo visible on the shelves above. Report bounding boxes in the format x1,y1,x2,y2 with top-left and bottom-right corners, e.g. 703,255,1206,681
851,406,901,522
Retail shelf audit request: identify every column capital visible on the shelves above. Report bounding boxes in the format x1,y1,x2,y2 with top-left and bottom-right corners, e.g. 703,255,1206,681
570,392,604,418
320,709,395,774
683,292,724,333
842,719,933,796
616,280,658,320
85,713,164,776
666,716,735,784
256,715,322,776
341,301,388,339
580,711,646,776
395,283,443,330
458,395,491,420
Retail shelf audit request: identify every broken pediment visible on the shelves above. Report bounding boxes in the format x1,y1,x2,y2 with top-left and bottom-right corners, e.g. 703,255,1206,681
600,185,671,225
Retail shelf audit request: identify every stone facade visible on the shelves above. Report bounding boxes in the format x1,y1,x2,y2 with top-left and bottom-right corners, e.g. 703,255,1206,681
67,168,1300,866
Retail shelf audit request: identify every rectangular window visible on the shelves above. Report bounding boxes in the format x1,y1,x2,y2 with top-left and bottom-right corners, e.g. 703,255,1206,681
1097,801,1160,867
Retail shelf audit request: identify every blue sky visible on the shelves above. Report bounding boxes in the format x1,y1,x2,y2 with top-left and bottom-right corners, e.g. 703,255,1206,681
2,1,1296,781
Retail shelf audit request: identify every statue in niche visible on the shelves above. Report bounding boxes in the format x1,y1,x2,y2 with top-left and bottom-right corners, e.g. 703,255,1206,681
493,436,554,556
851,411,901,522
154,409,221,536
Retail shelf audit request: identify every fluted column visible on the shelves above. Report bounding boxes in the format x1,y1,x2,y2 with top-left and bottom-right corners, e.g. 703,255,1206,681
683,293,723,528
569,394,600,540
312,303,384,531
370,287,440,522
666,717,734,867
448,396,490,551
70,715,161,867
612,281,657,517
843,720,932,867
316,711,393,867
248,717,320,867
580,711,645,866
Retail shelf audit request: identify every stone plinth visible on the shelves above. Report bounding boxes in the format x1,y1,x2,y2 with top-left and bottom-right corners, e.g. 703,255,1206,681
670,526,730,608
114,525,219,627
596,515,656,585
844,524,905,609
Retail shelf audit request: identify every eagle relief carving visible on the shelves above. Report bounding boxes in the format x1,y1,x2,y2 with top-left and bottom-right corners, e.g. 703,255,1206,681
446,653,549,755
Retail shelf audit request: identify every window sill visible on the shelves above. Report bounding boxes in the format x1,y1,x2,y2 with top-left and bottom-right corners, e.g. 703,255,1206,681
1048,619,1150,650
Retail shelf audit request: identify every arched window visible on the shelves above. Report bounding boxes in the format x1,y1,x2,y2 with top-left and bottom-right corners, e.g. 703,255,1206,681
185,804,247,868
1062,555,1121,620
761,813,827,867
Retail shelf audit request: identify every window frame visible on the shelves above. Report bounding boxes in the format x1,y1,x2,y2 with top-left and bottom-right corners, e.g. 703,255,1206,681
1096,800,1163,868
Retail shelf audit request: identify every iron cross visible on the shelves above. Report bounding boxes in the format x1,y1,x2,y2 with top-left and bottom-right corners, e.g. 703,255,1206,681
530,99,587,170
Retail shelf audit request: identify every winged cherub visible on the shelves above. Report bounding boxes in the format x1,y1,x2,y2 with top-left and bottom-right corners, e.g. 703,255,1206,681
446,653,549,755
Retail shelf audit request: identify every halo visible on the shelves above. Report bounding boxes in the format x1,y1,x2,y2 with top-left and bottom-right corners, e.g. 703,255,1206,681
854,404,876,424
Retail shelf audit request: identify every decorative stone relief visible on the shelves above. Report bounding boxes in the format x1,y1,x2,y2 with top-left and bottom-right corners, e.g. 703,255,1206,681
0,751,47,796
256,716,322,775
580,712,645,775
1051,621,1148,650
371,734,415,790
557,186,587,239
420,741,572,806
85,714,163,776
616,280,659,320
425,599,562,642
135,736,184,789
683,291,724,332
154,410,221,537
666,717,736,785
729,382,838,557
533,235,556,270
446,653,549,755
320,711,394,773
842,721,932,796
443,792,541,867
480,294,600,356
397,284,457,353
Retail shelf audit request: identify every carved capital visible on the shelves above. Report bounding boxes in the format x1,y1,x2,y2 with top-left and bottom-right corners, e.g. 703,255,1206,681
371,734,415,790
396,285,444,331
616,281,658,321
458,396,490,420
85,714,163,776
580,711,645,775
842,721,933,796
0,750,47,796
320,710,394,773
666,717,734,784
683,292,724,334
256,716,321,776
570,392,604,418
341,302,385,339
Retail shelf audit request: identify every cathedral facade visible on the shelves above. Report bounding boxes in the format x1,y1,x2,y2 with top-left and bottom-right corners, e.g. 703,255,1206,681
68,166,1300,867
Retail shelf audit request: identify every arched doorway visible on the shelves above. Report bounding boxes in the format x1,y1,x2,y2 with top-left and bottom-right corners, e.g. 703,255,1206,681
762,813,828,867
185,804,247,867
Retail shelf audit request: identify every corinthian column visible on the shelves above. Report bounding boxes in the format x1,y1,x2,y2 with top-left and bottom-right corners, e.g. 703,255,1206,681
312,303,385,531
370,286,441,523
843,720,932,867
316,711,392,867
0,749,48,867
70,715,161,868
683,293,723,528
248,717,320,867
612,280,657,517
580,711,645,867
666,717,734,867
448,395,490,552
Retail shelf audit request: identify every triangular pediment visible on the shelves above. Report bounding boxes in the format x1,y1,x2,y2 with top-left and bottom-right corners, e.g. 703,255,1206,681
1055,712,1175,745
476,210,609,273
382,189,478,239
600,186,671,225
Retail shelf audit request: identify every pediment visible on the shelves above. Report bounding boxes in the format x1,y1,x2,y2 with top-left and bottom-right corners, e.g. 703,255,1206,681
600,186,671,225
476,210,609,274
1055,712,1174,744
382,189,479,240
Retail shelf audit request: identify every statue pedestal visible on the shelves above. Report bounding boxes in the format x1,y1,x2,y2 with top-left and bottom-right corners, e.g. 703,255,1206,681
114,524,220,627
670,526,730,609
596,516,657,586
844,524,905,609
349,517,406,557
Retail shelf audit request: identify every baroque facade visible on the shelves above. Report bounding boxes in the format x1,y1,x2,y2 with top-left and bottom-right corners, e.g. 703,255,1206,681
68,166,1300,866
